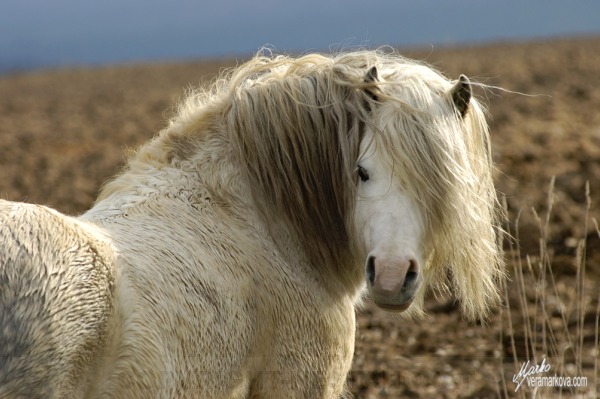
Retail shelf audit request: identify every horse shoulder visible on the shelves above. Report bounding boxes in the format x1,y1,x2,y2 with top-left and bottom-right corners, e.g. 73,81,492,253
0,200,116,399
80,197,267,396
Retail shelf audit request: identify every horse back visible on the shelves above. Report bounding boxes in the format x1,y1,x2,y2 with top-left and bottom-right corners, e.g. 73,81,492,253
0,200,115,399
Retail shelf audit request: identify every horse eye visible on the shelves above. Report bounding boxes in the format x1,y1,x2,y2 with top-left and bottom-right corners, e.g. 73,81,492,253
357,166,370,182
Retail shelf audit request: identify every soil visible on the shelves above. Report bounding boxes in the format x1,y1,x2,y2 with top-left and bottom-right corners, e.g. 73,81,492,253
1,37,599,398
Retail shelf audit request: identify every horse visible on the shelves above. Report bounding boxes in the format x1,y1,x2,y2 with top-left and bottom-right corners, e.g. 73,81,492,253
0,49,504,398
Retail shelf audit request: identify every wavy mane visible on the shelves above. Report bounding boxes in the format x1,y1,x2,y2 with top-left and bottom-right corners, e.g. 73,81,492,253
225,53,384,272
100,50,504,319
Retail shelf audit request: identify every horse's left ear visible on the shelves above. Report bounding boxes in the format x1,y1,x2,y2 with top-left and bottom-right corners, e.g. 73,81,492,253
450,74,471,117
364,65,380,102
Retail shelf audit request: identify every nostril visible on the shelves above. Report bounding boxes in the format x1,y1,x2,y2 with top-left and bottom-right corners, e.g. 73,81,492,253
402,259,419,291
366,256,376,286
402,271,418,291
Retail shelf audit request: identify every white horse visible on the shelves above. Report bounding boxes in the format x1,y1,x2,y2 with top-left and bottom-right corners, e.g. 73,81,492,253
0,50,504,398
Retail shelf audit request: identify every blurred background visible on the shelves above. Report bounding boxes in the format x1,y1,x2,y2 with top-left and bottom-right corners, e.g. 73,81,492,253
2,2,600,398
1,0,599,73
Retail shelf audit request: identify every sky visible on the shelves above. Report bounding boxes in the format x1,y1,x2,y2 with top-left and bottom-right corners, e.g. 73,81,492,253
1,0,599,73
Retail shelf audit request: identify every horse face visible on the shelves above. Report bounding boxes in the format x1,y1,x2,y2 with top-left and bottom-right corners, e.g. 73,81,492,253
354,129,424,312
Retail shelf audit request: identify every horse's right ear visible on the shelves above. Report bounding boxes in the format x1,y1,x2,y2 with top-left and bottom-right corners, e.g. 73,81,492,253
364,66,380,102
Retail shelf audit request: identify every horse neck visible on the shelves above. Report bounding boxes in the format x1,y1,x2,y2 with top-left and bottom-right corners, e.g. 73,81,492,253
84,118,365,300
85,121,249,220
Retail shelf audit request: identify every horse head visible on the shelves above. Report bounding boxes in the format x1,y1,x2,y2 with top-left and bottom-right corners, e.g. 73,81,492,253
353,64,502,318
225,52,503,320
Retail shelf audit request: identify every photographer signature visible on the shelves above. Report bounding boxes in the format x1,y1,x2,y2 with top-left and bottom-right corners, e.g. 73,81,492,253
512,358,551,392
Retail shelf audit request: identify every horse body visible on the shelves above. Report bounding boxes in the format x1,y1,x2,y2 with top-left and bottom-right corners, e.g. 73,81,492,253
77,150,357,398
1,128,357,397
90,133,359,398
0,50,503,398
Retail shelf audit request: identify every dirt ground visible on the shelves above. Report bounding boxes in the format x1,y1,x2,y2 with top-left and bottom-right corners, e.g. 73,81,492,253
1,37,598,398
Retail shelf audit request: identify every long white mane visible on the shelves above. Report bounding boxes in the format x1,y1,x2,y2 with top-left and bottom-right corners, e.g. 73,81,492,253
98,50,504,320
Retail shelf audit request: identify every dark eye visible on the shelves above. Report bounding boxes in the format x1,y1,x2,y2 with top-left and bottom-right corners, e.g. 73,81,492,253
357,166,370,182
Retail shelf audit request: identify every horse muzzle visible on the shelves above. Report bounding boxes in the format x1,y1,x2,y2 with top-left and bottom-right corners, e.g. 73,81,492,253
365,253,421,312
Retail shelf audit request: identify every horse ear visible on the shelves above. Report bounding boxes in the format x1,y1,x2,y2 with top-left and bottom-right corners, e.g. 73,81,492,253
364,66,380,101
365,65,379,82
451,74,471,117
